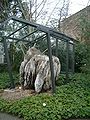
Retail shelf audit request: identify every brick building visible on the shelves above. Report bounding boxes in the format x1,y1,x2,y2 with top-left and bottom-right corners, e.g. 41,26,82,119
60,5,90,41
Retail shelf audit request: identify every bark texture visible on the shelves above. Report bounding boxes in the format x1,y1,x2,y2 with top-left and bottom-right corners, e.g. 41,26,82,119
20,47,61,93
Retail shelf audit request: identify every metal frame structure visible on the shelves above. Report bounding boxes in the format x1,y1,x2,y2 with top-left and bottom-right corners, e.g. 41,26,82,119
0,16,75,93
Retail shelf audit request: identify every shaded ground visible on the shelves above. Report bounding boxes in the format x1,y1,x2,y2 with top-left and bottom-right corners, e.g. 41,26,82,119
0,112,23,120
0,87,51,101
0,87,36,101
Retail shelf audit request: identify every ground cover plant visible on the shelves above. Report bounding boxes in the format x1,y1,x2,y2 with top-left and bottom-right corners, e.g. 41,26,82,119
0,73,90,120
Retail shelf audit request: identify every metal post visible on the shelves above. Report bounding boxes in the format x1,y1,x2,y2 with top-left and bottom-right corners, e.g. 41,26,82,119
3,38,15,89
47,32,55,93
66,41,69,80
56,38,58,57
72,43,75,74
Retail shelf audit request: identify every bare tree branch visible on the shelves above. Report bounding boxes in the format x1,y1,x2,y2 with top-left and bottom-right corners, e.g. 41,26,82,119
87,0,90,6
32,0,45,16
17,0,26,19
45,0,61,25
58,0,70,31
36,0,47,19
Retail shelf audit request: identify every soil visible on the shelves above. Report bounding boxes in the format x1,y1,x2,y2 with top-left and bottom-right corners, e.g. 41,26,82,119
0,87,51,101
0,87,36,101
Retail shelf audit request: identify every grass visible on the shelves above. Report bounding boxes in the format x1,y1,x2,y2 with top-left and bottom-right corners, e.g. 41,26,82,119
0,73,90,120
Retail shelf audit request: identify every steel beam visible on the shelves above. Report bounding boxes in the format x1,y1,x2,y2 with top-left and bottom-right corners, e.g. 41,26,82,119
2,16,76,43
66,41,69,80
33,34,46,42
4,34,46,45
7,25,27,37
22,30,38,39
47,32,55,93
0,17,13,27
4,36,29,42
11,17,49,33
49,30,75,42
25,34,46,45
72,43,75,74
56,38,58,57
10,16,76,42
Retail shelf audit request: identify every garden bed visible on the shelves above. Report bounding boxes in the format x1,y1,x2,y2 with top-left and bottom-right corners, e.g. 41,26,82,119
0,73,90,120
0,87,51,101
0,88,36,101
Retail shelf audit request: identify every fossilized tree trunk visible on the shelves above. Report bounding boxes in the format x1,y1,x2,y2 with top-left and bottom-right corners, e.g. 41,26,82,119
20,46,61,93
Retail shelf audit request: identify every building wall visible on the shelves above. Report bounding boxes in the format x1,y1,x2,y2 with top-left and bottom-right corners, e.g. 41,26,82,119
60,5,90,41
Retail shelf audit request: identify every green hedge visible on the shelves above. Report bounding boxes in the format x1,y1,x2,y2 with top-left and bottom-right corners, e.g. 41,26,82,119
0,73,90,120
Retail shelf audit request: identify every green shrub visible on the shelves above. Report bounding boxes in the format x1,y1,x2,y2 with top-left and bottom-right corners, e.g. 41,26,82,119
0,72,19,89
75,42,87,72
0,64,7,73
75,42,90,73
56,74,66,86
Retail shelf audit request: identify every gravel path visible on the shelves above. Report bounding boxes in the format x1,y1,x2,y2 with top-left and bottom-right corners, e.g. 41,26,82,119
0,113,23,120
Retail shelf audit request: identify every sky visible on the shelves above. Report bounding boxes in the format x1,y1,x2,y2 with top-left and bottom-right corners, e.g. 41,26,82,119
22,0,90,26
69,0,90,15
24,0,90,15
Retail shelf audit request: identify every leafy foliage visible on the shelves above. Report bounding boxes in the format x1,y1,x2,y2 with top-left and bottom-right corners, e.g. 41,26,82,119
0,72,19,89
56,74,66,86
75,42,87,72
0,64,7,73
0,73,90,120
75,12,90,73
75,42,90,73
